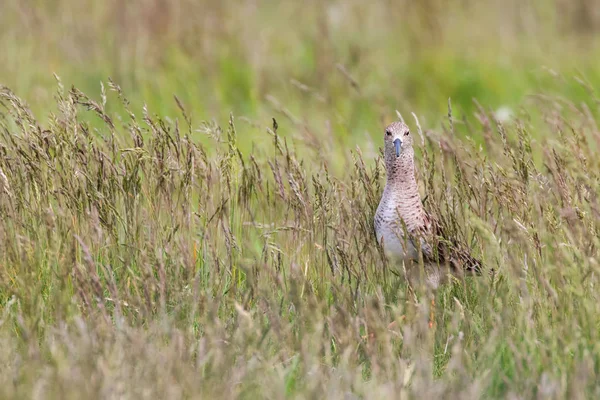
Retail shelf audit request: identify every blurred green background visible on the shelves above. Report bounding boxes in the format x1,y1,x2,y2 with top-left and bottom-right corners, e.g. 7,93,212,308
2,0,600,144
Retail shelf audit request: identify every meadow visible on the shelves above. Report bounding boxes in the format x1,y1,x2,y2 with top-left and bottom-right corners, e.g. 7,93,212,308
2,0,600,398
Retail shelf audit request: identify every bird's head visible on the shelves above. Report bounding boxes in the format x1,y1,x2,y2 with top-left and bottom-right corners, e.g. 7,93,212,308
384,121,413,160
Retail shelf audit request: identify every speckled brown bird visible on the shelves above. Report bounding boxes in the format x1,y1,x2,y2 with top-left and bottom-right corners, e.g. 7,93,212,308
374,121,482,290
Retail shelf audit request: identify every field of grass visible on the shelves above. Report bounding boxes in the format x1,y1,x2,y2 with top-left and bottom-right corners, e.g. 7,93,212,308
2,0,600,398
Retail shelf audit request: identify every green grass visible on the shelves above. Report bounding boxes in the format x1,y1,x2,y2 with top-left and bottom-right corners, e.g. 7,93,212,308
2,0,600,398
4,0,600,142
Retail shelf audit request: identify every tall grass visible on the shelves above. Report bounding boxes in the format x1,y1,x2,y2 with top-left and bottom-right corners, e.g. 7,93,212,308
1,75,600,398
3,0,600,398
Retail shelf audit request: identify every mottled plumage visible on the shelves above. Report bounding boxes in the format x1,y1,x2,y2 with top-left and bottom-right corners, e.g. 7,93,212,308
375,121,481,288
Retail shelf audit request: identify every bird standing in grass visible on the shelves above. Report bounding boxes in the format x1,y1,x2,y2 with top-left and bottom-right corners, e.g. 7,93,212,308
374,121,482,326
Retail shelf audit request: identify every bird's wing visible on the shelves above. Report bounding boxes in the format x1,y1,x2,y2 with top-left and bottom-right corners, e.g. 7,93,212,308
413,210,482,275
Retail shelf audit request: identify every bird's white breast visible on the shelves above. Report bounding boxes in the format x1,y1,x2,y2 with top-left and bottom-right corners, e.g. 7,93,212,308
374,202,420,261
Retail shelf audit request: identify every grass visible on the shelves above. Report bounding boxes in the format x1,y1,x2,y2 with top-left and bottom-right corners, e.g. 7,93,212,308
2,0,600,398
2,76,600,398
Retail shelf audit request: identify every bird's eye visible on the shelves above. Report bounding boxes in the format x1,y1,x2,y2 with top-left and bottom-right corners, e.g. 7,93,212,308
386,130,392,136
404,131,410,136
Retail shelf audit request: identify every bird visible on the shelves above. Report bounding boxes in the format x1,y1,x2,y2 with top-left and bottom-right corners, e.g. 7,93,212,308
374,121,482,326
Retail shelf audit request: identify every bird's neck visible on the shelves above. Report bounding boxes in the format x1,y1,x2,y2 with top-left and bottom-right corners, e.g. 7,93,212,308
385,150,418,187
383,151,423,216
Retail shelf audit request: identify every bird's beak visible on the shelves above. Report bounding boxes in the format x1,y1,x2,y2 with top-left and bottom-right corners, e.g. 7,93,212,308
394,138,402,157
